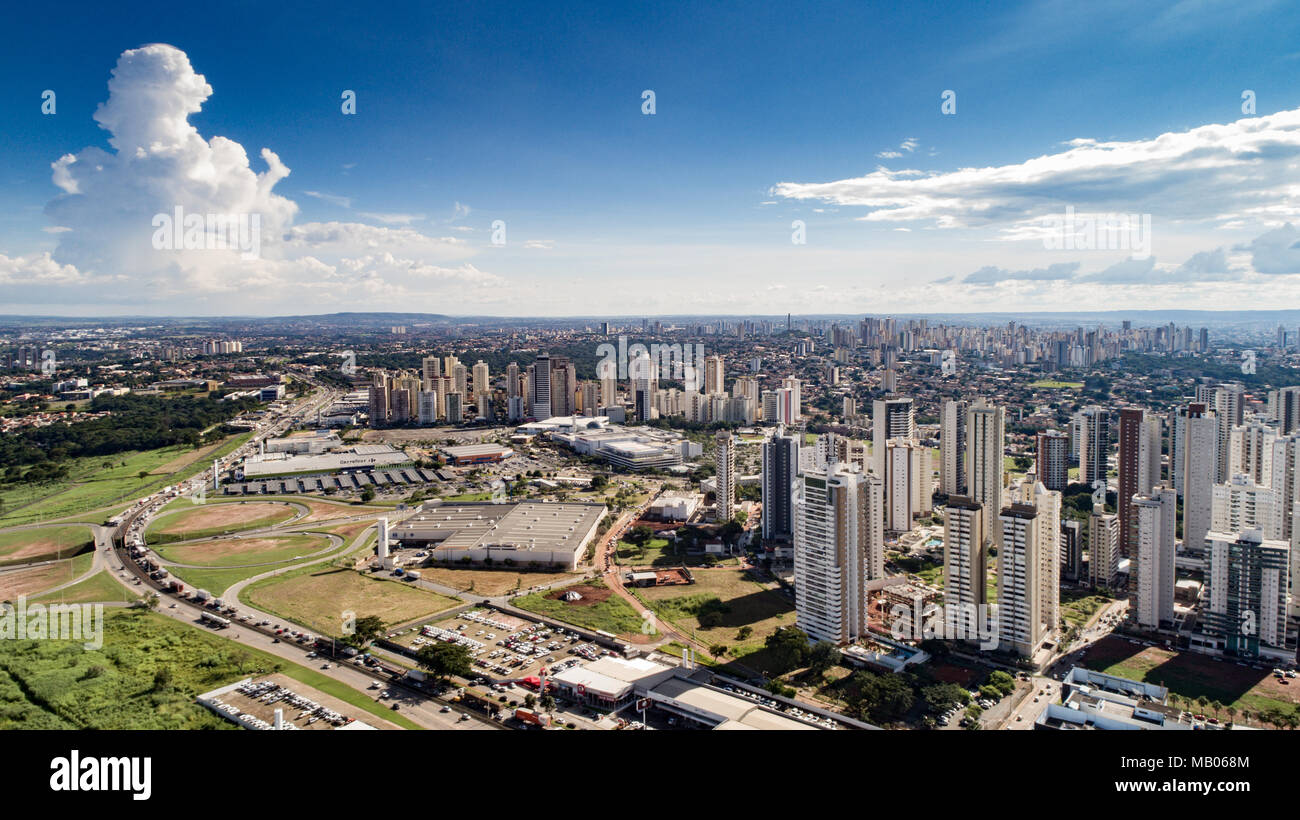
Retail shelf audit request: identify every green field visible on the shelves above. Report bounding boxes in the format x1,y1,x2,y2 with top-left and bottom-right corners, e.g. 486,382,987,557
30,571,140,605
242,566,461,636
0,525,95,566
513,580,649,636
635,569,794,666
0,610,419,729
0,433,252,528
1060,589,1113,629
1029,380,1084,389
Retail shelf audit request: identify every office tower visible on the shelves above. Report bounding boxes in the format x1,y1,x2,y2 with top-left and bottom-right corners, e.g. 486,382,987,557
780,377,802,422
715,431,735,523
1180,403,1217,553
1204,529,1291,658
1088,504,1120,590
1268,385,1300,435
967,398,1006,548
421,355,441,390
761,428,800,542
1211,474,1276,536
445,392,463,424
792,458,884,644
530,353,552,420
997,482,1055,658
1213,383,1245,482
417,391,438,425
549,356,576,417
704,355,725,395
1035,430,1070,492
882,439,932,534
943,496,988,641
1061,520,1083,582
1118,408,1162,555
472,360,490,402
1133,486,1177,629
1076,405,1110,487
872,397,916,477
940,399,967,496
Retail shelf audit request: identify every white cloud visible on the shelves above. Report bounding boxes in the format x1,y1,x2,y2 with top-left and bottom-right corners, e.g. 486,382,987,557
773,107,1300,230
357,212,426,225
304,191,353,208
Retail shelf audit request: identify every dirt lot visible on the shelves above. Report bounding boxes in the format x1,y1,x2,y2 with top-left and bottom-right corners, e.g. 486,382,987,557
0,559,86,599
636,568,794,661
415,566,580,597
292,498,385,523
150,502,297,539
0,525,94,563
546,583,613,605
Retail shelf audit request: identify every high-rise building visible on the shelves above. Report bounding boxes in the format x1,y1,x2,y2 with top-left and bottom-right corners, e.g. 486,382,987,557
1118,408,1162,555
997,479,1058,658
530,353,552,420
792,458,884,644
940,399,967,496
1228,421,1275,486
1088,503,1120,590
506,361,520,399
882,439,932,534
1009,475,1062,643
472,360,490,402
549,356,576,417
872,397,915,477
715,431,735,524
1204,529,1292,658
1180,403,1217,553
967,399,1005,548
761,428,800,543
1267,385,1300,436
1211,474,1276,536
704,355,725,396
445,391,463,423
417,391,438,425
1061,519,1083,582
421,355,441,390
1212,383,1245,483
943,496,988,641
1133,486,1177,629
1035,430,1070,492
780,377,802,423
1076,405,1110,487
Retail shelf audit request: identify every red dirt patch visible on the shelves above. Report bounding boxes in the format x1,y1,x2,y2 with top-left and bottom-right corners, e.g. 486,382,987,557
545,584,612,607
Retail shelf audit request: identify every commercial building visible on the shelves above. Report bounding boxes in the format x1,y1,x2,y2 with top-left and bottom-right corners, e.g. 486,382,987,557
1035,668,1185,730
239,444,408,478
390,500,606,571
440,444,514,465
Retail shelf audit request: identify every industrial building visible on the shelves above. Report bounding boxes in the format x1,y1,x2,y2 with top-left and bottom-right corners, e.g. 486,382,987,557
389,500,606,570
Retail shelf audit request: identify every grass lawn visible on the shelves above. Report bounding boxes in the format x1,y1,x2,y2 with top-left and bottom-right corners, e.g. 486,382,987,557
0,524,95,565
30,570,140,605
242,566,460,637
513,580,648,636
0,551,96,600
146,501,299,544
1080,636,1300,722
416,566,580,597
0,610,420,729
0,433,252,529
1060,589,1113,629
155,533,331,567
634,568,794,666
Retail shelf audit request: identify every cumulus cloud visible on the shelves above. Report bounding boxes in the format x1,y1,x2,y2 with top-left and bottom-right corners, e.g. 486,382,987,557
964,261,1080,285
1242,223,1300,273
23,44,498,313
773,107,1300,228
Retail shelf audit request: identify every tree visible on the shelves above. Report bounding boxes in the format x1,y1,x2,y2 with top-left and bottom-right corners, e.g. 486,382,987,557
736,625,753,641
709,643,729,661
523,693,537,709
415,642,472,683
807,641,839,677
360,487,376,503
764,627,810,673
347,615,386,647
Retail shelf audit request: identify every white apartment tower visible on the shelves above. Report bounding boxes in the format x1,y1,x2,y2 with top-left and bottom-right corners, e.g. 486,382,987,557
967,399,1006,548
940,398,967,496
1133,486,1177,629
714,431,735,524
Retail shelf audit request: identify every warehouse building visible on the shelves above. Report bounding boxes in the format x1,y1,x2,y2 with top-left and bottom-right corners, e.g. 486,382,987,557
390,500,606,570
239,444,409,478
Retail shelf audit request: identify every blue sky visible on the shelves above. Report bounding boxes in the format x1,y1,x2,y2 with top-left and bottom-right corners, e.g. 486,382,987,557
3,0,1300,315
